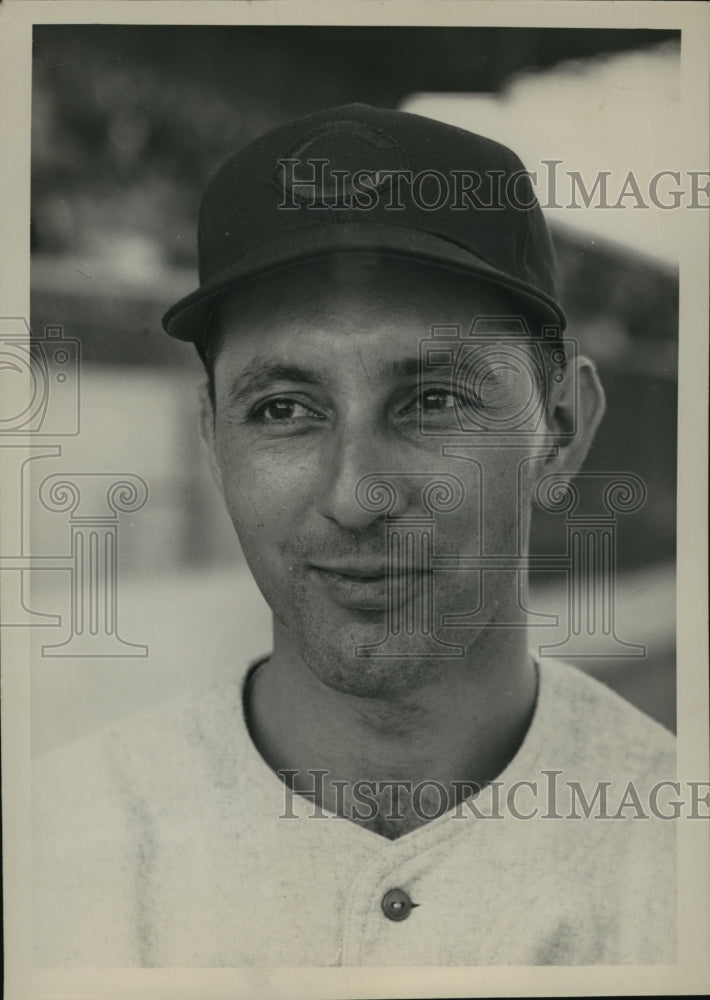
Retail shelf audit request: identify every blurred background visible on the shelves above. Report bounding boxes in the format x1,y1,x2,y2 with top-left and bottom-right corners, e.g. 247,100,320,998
27,25,679,750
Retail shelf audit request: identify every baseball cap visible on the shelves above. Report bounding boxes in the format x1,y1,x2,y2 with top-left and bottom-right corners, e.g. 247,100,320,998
162,103,566,343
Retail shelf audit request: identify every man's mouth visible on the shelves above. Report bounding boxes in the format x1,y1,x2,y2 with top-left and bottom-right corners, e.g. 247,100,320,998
309,562,431,611
313,563,388,580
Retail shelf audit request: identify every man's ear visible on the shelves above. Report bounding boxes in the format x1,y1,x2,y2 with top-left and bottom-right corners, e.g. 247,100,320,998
198,381,224,495
542,354,606,478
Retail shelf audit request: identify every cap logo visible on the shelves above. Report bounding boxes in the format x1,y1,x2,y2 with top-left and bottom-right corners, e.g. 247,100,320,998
273,120,409,209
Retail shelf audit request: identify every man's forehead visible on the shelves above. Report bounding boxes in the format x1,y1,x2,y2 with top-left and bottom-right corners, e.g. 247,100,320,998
217,326,427,383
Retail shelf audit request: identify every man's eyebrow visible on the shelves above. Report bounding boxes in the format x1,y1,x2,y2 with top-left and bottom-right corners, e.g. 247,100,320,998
226,362,325,405
382,358,421,380
227,356,439,406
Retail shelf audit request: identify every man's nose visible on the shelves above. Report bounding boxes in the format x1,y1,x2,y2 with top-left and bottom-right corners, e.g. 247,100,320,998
314,425,410,530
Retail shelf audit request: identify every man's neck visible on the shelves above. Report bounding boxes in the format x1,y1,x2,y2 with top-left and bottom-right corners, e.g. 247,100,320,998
244,627,538,839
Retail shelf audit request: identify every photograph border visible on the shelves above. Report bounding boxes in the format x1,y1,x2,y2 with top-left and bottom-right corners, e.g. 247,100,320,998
2,2,708,997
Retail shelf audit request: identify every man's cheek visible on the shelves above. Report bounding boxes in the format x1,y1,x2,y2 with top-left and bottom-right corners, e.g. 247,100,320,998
223,485,299,570
433,504,481,558
218,479,270,552
226,497,273,549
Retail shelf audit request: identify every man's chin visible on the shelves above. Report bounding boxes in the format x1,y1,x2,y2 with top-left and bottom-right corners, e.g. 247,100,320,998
293,621,461,699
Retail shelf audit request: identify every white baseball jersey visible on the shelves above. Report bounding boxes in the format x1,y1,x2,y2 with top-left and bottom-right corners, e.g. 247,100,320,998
33,657,676,966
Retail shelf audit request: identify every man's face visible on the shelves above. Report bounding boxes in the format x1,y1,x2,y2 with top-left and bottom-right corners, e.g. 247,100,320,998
206,254,566,697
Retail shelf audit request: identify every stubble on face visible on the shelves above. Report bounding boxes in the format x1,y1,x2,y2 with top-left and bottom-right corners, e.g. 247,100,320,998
209,254,554,699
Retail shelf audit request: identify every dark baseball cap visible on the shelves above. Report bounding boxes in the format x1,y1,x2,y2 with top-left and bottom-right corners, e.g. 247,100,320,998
162,103,566,343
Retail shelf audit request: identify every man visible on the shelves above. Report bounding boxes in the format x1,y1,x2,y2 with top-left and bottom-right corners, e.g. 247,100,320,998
34,104,675,966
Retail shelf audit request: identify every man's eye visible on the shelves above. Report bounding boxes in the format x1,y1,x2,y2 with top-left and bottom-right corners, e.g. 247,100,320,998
252,398,322,423
419,389,457,412
412,387,482,415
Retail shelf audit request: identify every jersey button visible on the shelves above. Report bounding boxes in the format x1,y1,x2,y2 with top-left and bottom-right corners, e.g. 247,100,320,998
381,887,414,921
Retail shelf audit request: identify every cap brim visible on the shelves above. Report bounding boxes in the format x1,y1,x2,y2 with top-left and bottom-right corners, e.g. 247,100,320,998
162,222,566,341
